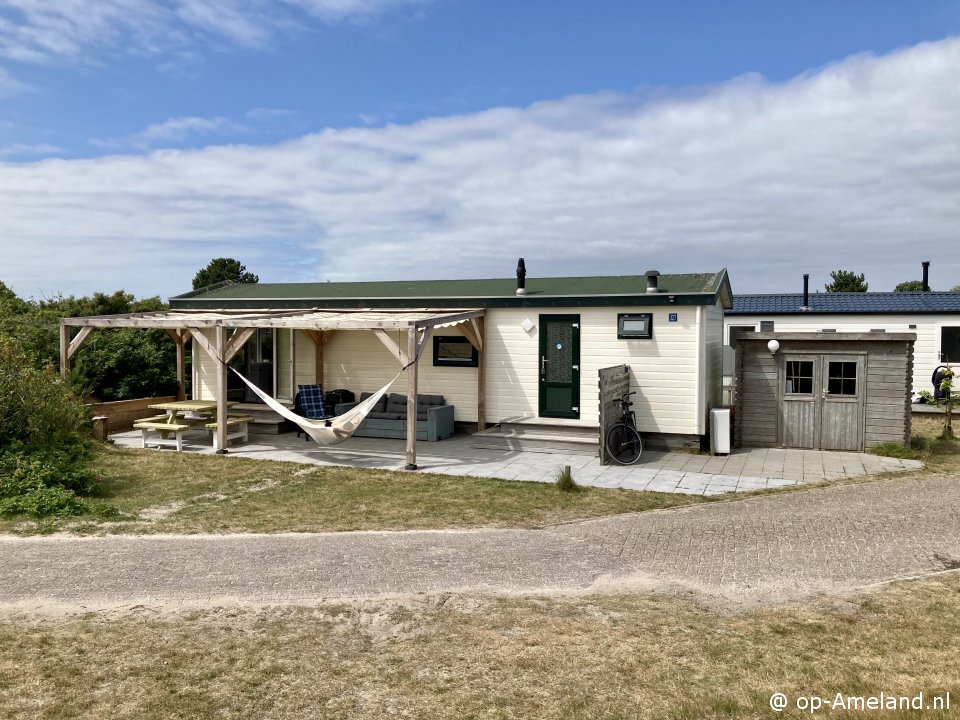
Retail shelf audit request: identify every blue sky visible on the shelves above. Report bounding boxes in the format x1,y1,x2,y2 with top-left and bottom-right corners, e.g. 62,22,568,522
1,1,959,299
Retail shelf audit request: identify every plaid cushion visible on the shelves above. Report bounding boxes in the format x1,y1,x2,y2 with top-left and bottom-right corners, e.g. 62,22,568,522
297,384,326,418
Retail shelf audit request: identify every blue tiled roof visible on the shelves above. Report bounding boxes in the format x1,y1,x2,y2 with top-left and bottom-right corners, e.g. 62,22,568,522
729,292,960,315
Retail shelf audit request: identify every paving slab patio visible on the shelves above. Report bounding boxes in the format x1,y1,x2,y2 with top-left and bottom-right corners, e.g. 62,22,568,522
109,429,924,496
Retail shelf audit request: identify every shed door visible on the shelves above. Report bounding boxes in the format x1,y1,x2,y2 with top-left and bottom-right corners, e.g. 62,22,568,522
819,355,864,451
538,315,580,419
780,355,819,448
779,353,864,450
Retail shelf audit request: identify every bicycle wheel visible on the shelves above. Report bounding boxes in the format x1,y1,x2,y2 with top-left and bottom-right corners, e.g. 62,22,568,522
605,423,643,465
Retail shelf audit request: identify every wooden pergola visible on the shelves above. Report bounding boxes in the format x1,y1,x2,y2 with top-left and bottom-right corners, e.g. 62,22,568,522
60,308,486,469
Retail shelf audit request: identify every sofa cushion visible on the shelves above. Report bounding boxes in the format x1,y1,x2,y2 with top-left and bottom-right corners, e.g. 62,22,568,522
385,400,407,415
417,394,445,406
367,411,404,420
416,411,429,421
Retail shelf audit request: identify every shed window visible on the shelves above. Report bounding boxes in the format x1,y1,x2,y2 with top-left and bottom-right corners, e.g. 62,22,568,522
432,336,478,367
617,313,652,339
785,361,814,394
827,361,857,396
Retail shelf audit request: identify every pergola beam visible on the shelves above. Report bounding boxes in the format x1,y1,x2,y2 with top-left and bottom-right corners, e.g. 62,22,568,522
67,327,93,360
225,327,257,363
372,329,408,366
61,308,485,332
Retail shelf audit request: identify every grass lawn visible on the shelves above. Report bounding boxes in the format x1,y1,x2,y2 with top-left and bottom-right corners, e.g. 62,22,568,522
1,573,958,719
0,443,714,535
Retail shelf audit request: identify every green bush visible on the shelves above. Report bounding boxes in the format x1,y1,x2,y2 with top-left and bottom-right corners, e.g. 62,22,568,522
0,335,114,519
0,336,91,449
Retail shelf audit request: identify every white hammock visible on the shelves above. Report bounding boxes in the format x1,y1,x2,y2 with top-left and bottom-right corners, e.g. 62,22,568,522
229,367,404,446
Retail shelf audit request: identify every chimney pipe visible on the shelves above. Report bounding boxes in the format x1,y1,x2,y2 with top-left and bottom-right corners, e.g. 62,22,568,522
645,270,660,294
801,274,810,310
516,258,527,296
922,260,930,292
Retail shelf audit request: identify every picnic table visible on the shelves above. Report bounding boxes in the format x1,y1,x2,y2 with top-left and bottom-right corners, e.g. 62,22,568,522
134,400,248,451
148,399,231,424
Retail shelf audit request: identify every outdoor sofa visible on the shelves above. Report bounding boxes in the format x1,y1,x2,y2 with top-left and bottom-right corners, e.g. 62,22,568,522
334,392,455,441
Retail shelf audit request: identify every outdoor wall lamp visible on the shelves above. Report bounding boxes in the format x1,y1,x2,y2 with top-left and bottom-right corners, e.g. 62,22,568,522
767,339,780,355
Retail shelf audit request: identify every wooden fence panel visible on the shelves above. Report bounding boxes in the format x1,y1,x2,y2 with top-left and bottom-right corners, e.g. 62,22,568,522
598,365,631,465
89,396,177,433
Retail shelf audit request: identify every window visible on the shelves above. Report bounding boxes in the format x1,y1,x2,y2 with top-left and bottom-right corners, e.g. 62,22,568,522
728,325,756,348
617,313,652,339
941,327,960,363
785,360,814,394
432,336,478,367
827,361,857,396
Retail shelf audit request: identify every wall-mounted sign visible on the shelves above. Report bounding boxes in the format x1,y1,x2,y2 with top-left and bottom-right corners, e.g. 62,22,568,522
668,313,678,323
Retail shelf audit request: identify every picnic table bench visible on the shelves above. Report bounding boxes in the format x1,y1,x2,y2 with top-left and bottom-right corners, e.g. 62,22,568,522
204,415,255,450
132,418,196,452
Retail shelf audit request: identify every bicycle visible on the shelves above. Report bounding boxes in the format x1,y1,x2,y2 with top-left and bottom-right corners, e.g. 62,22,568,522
605,392,643,465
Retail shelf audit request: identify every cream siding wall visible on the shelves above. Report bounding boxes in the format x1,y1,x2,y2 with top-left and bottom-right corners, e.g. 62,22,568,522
485,307,701,435
322,328,480,421
724,314,958,395
192,329,217,401
294,330,317,389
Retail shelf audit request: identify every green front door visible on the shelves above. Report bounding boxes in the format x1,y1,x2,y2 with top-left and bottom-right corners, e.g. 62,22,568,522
539,314,580,419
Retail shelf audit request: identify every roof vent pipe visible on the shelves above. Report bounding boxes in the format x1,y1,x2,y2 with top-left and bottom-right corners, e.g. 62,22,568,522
922,260,930,292
516,258,527,297
801,274,810,311
645,270,660,294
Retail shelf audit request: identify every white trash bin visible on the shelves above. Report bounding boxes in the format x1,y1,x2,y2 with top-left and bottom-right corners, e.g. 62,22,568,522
710,407,731,455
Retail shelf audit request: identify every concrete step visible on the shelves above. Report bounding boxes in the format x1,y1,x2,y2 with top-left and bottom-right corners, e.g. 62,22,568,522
472,422,599,455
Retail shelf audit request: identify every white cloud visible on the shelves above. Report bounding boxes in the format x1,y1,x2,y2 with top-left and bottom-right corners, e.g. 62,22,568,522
0,0,430,63
91,115,246,150
0,142,60,157
1,37,959,298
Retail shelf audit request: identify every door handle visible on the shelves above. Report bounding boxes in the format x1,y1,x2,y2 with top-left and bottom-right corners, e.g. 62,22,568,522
541,357,548,374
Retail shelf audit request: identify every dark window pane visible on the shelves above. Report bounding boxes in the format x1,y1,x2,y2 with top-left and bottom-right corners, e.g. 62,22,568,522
786,360,814,394
941,327,960,363
827,361,857,396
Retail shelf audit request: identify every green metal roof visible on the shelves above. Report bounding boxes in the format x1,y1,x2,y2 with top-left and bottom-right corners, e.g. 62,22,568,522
171,270,732,310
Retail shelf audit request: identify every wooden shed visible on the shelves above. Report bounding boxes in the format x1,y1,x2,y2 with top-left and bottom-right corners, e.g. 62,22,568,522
735,332,915,451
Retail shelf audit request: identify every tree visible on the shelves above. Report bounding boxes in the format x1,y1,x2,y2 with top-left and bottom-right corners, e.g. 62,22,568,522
192,258,259,290
894,280,927,292
0,283,177,401
825,270,868,293
951,284,960,292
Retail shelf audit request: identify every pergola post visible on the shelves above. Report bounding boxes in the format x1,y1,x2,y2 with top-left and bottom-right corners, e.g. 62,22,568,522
315,331,324,386
175,335,186,400
215,324,228,454
165,329,192,401
476,317,486,431
59,322,70,379
405,326,419,470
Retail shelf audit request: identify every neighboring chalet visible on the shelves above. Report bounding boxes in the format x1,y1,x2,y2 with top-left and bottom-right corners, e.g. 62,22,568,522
725,289,960,397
